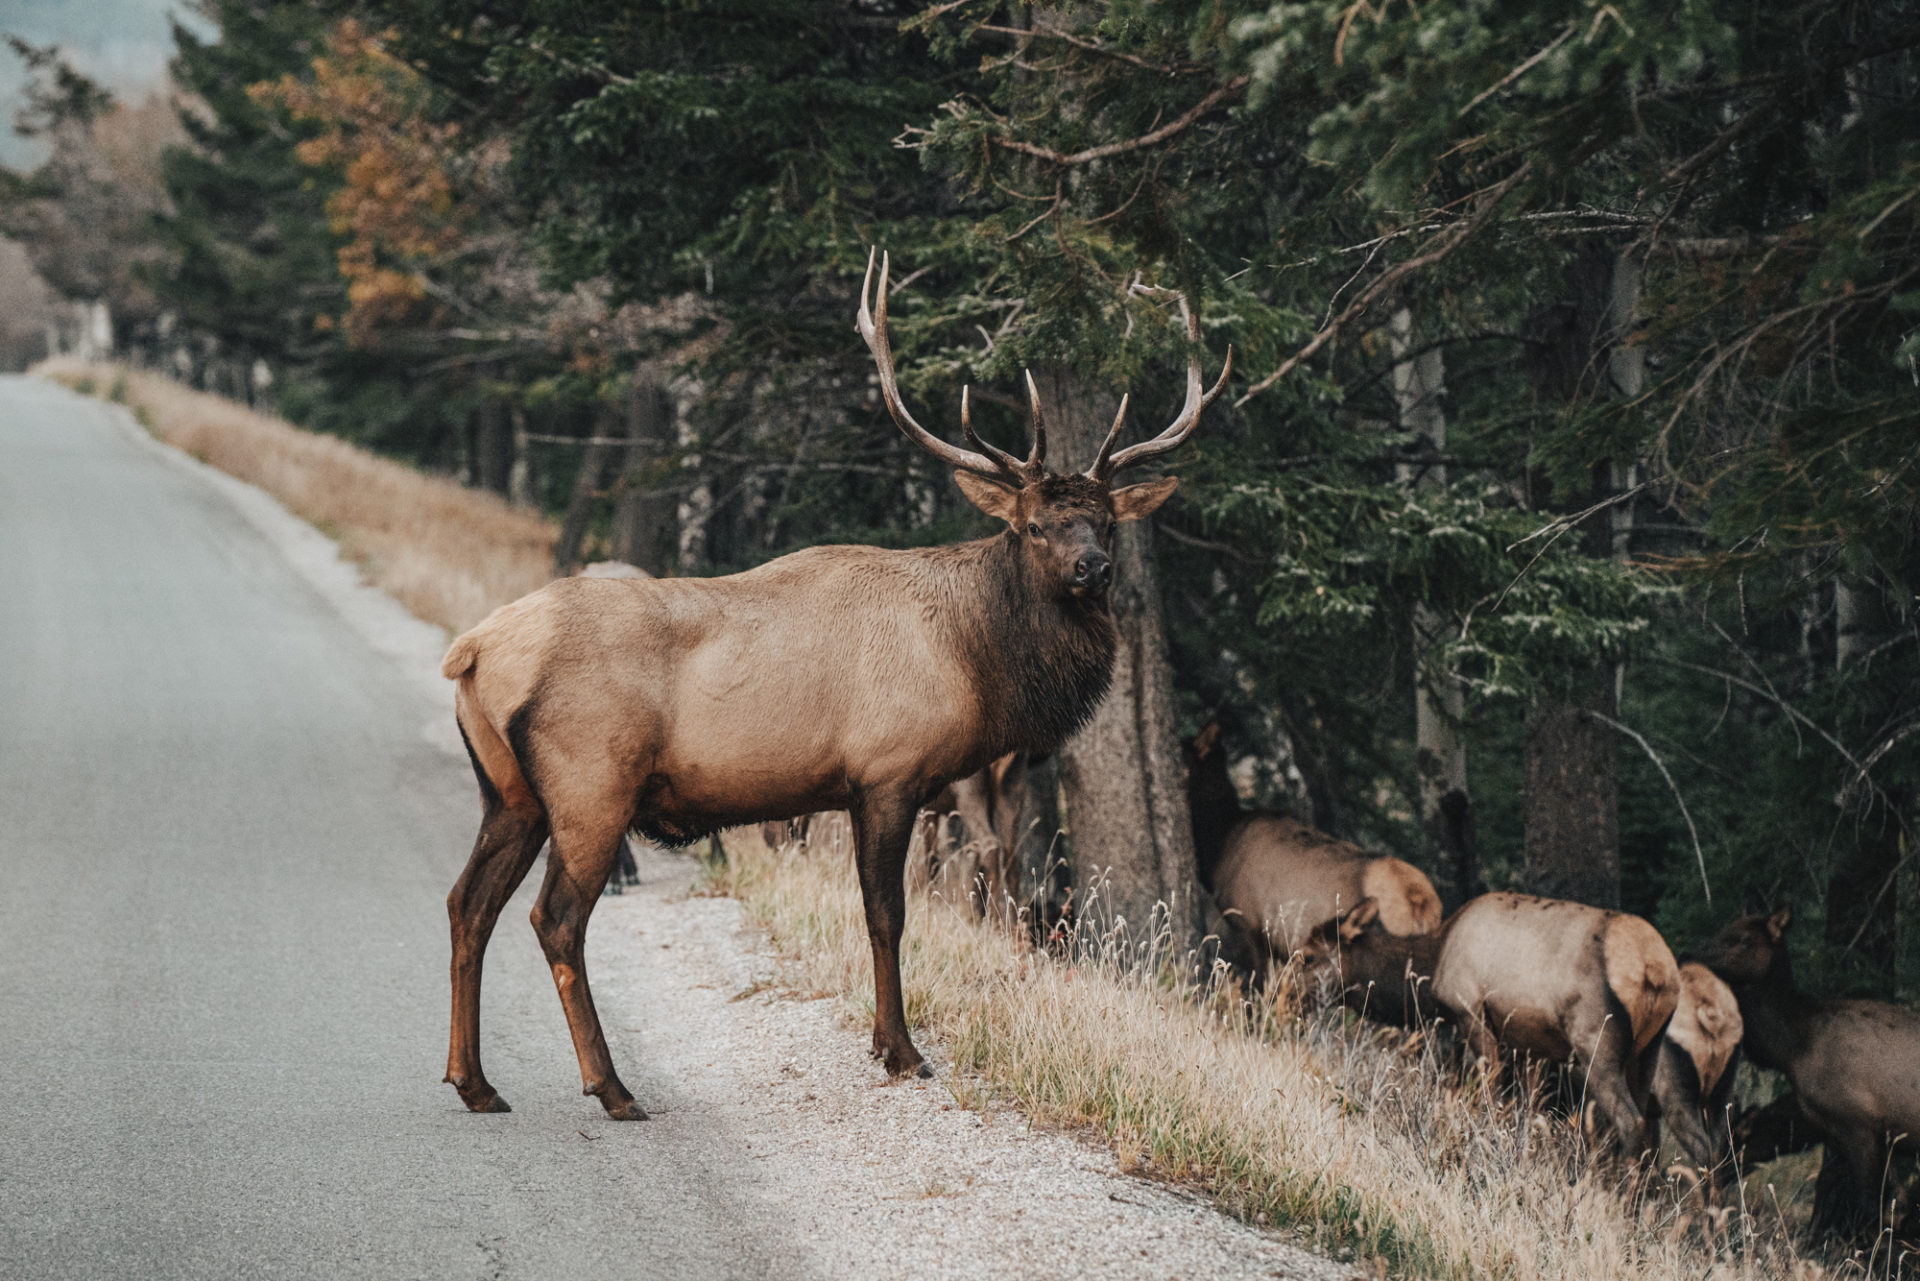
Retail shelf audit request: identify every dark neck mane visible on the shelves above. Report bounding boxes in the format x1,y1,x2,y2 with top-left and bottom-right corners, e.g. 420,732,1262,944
925,532,1117,760
1731,953,1819,1073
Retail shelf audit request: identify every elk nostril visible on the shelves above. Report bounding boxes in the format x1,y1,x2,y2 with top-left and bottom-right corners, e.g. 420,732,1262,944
1074,555,1111,587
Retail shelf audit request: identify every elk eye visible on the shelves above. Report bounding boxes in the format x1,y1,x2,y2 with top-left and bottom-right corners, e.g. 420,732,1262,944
1027,521,1042,538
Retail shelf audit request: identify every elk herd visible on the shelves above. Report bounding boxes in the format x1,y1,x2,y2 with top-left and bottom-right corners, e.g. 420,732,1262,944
436,255,1915,1251
1189,719,1919,1245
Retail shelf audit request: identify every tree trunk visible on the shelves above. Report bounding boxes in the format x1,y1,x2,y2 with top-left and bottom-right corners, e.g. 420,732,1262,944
1523,667,1621,907
672,374,711,572
471,372,515,497
1035,367,1218,961
609,371,677,575
1827,575,1904,985
553,401,626,572
1391,307,1483,909
1521,246,1633,907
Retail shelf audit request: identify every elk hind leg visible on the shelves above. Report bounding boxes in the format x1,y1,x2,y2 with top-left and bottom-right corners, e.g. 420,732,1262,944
1576,1017,1654,1160
533,814,645,1120
852,789,930,1078
445,799,548,1113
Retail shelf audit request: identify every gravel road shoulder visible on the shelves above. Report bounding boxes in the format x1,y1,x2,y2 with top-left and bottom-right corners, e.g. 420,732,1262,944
595,844,1354,1281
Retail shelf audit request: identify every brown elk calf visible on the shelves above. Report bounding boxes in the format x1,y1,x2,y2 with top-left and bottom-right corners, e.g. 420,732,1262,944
1648,962,1743,1177
1697,907,1920,1238
438,252,1227,1120
1301,892,1680,1156
1185,724,1440,969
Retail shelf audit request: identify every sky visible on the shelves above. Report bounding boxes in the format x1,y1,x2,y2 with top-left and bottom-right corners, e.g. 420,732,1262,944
0,0,214,168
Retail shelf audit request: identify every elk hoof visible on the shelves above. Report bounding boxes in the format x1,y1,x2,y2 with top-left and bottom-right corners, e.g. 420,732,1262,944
447,1073,511,1113
603,1099,650,1122
882,1048,932,1079
458,1088,512,1114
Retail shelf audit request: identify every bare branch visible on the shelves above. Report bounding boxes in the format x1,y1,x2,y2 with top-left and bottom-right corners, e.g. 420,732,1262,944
1457,25,1576,119
1237,162,1533,407
991,76,1250,168
972,23,1206,76
1589,711,1711,902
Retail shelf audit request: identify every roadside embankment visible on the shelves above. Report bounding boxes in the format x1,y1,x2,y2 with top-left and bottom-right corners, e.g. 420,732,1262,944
37,358,556,634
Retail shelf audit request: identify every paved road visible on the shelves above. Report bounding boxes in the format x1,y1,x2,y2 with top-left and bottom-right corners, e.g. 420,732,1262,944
0,378,783,1280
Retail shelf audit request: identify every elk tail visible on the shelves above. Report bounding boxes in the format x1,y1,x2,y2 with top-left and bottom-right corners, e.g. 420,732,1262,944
442,631,482,681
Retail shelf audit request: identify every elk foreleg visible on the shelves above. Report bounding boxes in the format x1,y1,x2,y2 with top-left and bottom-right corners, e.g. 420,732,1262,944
445,802,548,1114
532,818,646,1120
851,789,930,1079
1812,1124,1890,1241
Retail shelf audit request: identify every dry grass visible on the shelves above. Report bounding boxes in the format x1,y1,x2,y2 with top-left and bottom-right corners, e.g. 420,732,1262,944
40,359,556,633
714,823,1867,1281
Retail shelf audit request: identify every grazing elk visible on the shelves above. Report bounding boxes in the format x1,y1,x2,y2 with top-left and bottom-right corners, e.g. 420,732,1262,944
438,251,1228,1119
760,814,815,850
1301,892,1680,1157
1648,962,1744,1177
1697,907,1920,1239
1184,724,1441,970
922,751,1032,913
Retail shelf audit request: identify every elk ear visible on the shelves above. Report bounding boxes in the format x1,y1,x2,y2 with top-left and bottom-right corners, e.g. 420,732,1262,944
1110,476,1178,522
954,470,1021,523
1766,906,1793,940
1338,897,1380,943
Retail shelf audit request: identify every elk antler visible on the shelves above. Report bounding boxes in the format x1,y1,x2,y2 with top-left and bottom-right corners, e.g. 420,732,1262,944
857,248,1044,486
1084,297,1232,483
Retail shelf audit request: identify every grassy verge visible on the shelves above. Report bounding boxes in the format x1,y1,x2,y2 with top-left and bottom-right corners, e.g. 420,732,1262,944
717,823,1816,1281
39,358,557,634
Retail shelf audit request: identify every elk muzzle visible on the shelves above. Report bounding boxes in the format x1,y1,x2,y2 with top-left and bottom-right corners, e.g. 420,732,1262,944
1070,550,1113,596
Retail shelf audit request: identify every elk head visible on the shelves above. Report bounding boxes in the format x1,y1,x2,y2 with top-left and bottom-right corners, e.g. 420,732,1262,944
1293,897,1438,1025
857,250,1230,601
1697,906,1794,986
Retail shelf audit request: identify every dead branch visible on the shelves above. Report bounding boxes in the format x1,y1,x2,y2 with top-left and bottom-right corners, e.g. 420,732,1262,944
991,76,1251,167
1589,711,1711,902
1236,162,1533,408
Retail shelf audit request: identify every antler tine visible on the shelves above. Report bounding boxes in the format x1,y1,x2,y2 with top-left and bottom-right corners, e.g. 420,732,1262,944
855,248,1015,482
1022,370,1048,479
1090,296,1232,480
1084,393,1131,482
960,384,1029,479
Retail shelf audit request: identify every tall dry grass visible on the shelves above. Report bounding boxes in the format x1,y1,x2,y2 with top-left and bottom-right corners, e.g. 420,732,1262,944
40,359,556,633
716,824,1855,1281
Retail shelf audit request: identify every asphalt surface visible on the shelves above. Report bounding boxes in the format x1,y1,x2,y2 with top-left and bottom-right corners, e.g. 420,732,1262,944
0,378,785,1280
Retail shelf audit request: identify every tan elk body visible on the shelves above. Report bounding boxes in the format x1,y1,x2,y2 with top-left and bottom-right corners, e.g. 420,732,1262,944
1184,726,1440,964
1698,908,1920,1237
1304,891,1680,1155
1211,817,1441,960
438,251,1228,1120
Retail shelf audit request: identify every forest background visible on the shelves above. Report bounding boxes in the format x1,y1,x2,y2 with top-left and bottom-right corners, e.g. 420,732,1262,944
4,0,1917,997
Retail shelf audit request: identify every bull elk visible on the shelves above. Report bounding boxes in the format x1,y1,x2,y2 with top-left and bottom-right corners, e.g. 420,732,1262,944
1300,891,1680,1157
438,251,1229,1119
1183,724,1441,972
1697,906,1920,1238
